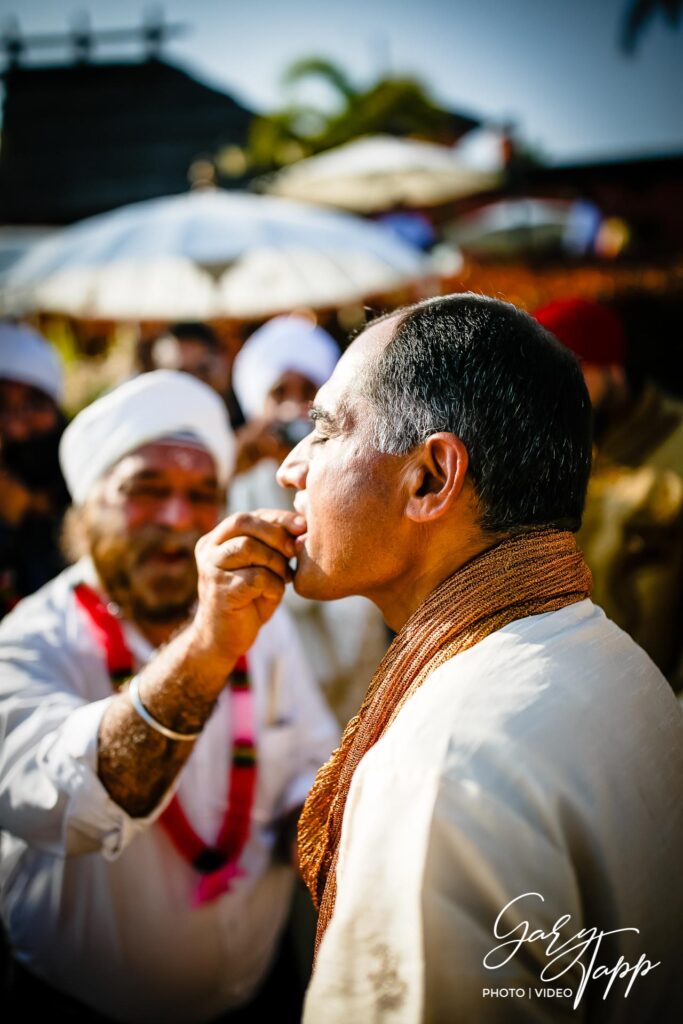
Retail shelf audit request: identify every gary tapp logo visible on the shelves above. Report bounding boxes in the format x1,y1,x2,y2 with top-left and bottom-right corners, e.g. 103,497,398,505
482,892,660,1010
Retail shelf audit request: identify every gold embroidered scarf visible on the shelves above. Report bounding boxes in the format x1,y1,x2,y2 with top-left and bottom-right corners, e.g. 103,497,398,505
297,528,592,950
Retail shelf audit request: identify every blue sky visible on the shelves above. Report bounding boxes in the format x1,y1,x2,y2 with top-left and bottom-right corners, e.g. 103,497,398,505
5,0,683,162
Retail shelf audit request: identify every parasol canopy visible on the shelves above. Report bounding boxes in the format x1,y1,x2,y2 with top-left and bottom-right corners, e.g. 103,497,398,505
262,135,500,212
0,189,430,319
446,198,578,258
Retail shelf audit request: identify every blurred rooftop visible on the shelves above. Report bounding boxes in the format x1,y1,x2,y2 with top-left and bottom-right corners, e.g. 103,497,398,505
0,54,256,224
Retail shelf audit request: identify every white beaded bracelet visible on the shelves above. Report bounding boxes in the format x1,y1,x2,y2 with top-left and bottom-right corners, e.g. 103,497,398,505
128,675,200,742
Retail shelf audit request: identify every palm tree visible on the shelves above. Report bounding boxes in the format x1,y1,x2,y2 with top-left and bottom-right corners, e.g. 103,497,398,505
621,0,682,52
242,58,478,174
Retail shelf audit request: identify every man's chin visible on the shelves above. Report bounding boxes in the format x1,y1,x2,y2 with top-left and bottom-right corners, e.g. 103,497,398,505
132,577,196,623
137,566,196,598
132,596,195,625
292,559,347,602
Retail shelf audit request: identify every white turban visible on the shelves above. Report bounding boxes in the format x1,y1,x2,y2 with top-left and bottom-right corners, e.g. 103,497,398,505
233,315,339,419
60,370,235,504
0,321,64,403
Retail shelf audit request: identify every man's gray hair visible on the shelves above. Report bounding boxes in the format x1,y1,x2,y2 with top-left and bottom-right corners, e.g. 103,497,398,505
358,293,592,535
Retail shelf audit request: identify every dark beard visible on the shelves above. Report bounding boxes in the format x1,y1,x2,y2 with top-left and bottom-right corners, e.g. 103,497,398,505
87,520,200,628
2,418,69,502
129,594,196,626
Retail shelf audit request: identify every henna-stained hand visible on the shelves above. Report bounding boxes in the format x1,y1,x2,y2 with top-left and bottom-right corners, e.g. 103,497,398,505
189,508,306,669
97,508,306,817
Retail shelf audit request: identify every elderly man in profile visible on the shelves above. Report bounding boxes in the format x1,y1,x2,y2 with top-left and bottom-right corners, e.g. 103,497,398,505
275,294,683,1023
0,370,338,1023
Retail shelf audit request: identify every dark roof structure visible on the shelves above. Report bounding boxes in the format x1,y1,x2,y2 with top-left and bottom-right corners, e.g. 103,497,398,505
524,152,683,257
0,58,256,224
525,151,683,190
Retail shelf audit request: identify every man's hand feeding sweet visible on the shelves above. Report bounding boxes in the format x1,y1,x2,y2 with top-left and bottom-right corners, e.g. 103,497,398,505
189,508,307,667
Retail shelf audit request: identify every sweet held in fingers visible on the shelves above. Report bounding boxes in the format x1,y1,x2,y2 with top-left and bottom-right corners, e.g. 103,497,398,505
248,508,307,574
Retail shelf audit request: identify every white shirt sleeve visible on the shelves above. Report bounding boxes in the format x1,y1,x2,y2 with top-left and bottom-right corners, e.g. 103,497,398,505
0,592,169,859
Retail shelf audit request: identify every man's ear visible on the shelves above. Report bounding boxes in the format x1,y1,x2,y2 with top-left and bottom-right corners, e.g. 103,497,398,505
404,433,469,523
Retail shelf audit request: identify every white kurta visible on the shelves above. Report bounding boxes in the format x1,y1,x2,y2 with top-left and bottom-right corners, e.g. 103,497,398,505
304,600,683,1024
0,559,339,1023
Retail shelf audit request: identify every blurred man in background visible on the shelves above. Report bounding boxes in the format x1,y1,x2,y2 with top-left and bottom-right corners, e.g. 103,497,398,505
231,314,331,481
145,321,244,429
534,297,682,472
535,297,683,686
0,369,338,1023
0,321,69,619
231,315,389,726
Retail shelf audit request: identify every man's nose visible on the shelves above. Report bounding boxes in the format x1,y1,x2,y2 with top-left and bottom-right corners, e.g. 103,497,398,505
156,494,195,530
276,436,310,491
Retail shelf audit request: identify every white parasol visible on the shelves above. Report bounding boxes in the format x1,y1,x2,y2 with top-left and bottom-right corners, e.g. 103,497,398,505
0,189,430,319
262,135,500,212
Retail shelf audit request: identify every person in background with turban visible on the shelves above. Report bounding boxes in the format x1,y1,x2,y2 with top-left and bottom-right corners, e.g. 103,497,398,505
231,314,340,479
0,321,70,619
0,369,338,1023
143,321,245,431
230,315,389,727
534,298,683,687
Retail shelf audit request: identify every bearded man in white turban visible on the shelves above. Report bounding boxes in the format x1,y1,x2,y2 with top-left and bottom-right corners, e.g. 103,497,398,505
0,370,338,1023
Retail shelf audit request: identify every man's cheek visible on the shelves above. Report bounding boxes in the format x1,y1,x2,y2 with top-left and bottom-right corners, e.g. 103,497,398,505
123,506,155,531
92,498,135,537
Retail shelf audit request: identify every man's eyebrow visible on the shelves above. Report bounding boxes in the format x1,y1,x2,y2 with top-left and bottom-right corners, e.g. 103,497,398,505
124,469,220,487
309,404,339,427
126,469,164,482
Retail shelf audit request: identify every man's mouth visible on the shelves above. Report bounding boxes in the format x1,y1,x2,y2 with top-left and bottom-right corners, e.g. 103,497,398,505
293,493,308,520
291,495,309,552
142,548,193,567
